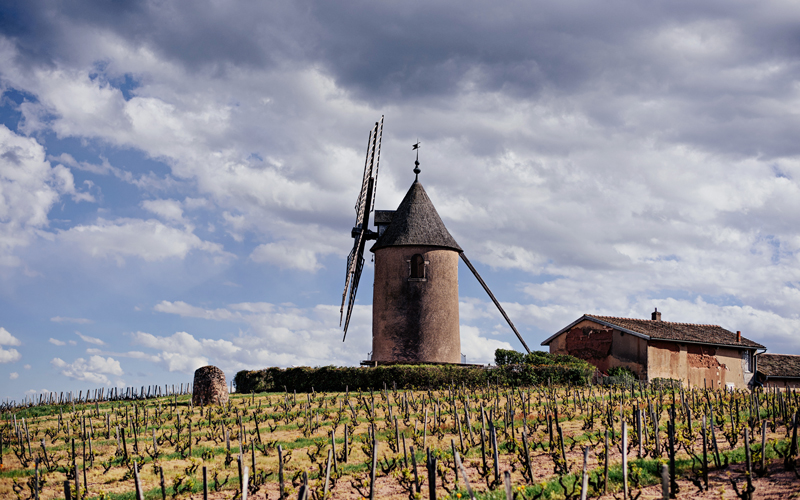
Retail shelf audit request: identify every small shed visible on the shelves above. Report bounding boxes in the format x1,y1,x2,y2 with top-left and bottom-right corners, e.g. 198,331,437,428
755,353,800,390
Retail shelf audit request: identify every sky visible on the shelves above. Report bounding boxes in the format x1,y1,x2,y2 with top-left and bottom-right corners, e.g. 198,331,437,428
2,0,800,402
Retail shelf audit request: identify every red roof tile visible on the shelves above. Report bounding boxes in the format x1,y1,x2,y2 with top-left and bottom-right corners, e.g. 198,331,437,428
586,315,765,349
756,353,800,378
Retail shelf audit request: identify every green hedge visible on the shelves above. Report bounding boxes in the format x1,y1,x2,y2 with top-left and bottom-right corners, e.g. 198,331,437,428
494,348,593,368
233,362,594,393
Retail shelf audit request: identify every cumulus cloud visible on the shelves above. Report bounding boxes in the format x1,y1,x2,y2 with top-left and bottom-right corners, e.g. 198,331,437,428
141,199,190,226
58,217,233,264
9,372,19,379
0,327,22,346
50,355,123,385
0,328,22,364
128,331,234,373
0,126,91,266
49,338,66,346
0,348,21,364
459,325,513,364
151,300,371,368
75,332,106,346
153,301,238,321
250,238,339,272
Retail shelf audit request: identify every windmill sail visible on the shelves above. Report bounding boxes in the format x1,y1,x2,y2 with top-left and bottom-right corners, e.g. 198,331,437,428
340,117,383,340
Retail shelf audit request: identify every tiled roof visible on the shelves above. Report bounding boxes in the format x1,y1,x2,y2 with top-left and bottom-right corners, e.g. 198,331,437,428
585,315,765,349
756,353,800,378
371,180,462,252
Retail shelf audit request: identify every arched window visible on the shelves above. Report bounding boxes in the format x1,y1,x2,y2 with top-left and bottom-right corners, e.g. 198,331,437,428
410,253,426,280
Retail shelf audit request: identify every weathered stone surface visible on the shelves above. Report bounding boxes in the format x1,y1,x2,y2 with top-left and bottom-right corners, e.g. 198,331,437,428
372,245,461,364
192,365,229,405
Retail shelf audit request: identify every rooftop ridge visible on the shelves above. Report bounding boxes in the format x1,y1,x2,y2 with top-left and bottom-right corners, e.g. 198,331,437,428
588,314,721,328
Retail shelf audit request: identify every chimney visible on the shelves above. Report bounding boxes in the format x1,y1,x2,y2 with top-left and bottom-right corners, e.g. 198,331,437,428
651,308,661,321
737,331,742,342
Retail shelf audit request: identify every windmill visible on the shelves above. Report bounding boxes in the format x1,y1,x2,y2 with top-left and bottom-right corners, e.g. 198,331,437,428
340,118,531,364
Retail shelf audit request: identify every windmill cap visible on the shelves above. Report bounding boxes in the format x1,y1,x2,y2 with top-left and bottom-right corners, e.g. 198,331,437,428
371,180,462,252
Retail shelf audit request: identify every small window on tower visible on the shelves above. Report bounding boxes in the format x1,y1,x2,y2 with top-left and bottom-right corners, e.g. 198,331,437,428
409,254,426,281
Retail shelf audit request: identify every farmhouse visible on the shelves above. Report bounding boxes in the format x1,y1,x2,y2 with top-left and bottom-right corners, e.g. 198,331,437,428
754,353,800,390
541,309,765,389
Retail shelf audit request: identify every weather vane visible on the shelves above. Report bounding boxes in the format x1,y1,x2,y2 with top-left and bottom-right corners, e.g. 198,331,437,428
412,141,421,180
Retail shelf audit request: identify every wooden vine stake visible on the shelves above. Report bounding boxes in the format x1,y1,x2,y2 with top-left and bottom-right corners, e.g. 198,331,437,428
72,438,79,498
369,436,378,500
668,419,677,498
427,448,437,500
160,467,167,500
202,465,208,500
455,451,476,500
491,422,500,485
622,420,628,500
34,457,39,500
323,449,333,497
504,470,513,500
410,446,421,495
580,446,589,500
522,428,533,484
242,466,249,500
744,427,753,494
603,429,608,495
278,445,285,500
701,415,708,491
133,461,144,500
760,419,767,475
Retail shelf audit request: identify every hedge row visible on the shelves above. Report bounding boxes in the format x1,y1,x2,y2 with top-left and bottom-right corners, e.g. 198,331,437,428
233,363,594,393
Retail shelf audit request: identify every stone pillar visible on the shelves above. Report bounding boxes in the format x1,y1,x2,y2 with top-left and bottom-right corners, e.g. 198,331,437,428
192,365,229,405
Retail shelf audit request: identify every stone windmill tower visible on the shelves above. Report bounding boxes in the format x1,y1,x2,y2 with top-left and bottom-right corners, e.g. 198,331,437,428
340,118,530,364
369,172,463,363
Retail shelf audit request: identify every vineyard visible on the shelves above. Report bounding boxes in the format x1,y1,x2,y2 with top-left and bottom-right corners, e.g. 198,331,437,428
1,380,799,499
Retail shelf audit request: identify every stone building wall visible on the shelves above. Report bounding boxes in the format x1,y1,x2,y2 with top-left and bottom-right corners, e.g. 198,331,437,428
548,319,647,378
646,342,751,389
762,378,800,390
371,245,460,363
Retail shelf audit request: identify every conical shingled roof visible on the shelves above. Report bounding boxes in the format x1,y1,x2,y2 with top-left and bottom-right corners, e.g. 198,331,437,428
371,180,462,252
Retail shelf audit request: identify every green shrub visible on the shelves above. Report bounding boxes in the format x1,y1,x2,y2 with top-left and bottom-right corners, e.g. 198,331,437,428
522,350,588,367
494,349,524,366
495,349,593,369
607,366,637,379
234,361,595,393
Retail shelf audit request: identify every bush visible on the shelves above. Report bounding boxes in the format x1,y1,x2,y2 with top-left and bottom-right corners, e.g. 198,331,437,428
494,349,524,366
495,349,592,369
607,366,637,379
523,351,589,367
235,365,488,393
234,361,595,393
